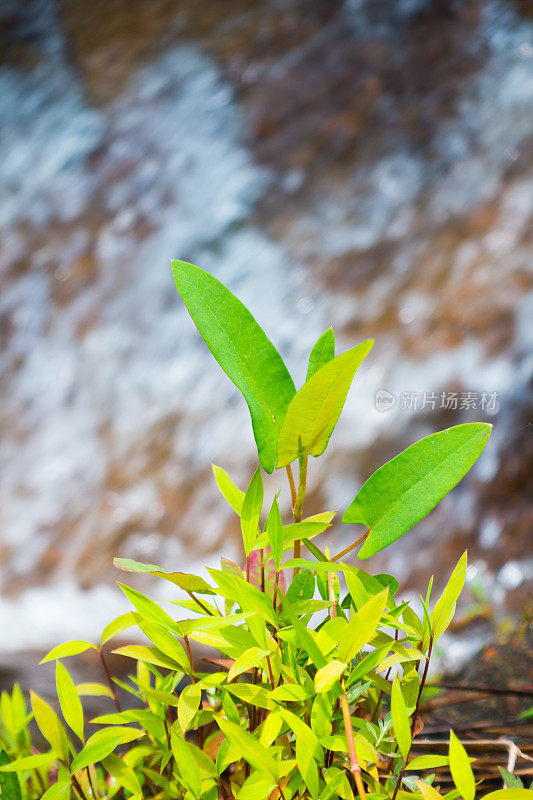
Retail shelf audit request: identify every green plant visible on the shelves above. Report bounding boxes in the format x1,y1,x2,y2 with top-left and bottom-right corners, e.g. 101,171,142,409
0,262,529,800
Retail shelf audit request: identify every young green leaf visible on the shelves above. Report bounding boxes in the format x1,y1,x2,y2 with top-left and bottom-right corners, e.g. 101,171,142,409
172,260,296,473
133,616,189,671
56,661,84,742
212,465,245,514
449,729,476,800
391,675,411,760
265,495,283,570
430,551,468,640
102,753,142,798
30,692,69,761
178,683,202,733
216,717,278,779
40,783,71,800
101,612,136,646
118,583,181,632
277,340,374,467
171,728,202,799
306,328,335,381
241,467,263,556
227,647,271,682
71,732,128,772
115,561,216,594
314,660,346,693
344,423,492,558
337,588,388,663
40,640,97,664
113,645,185,671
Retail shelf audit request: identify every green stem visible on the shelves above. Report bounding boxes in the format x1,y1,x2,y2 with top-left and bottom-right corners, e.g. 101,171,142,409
292,452,308,577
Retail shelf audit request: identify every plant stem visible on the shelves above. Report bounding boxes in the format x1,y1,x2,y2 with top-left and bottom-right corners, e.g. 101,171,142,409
183,634,196,683
328,571,338,618
390,636,434,800
246,554,251,583
331,530,369,562
186,590,215,616
285,464,297,508
292,452,308,577
98,648,121,712
340,684,367,800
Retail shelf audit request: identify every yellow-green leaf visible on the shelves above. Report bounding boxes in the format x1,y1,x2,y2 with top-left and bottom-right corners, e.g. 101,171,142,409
265,496,283,570
30,692,69,761
100,613,136,646
337,589,388,663
102,753,142,798
277,340,373,467
178,683,202,733
216,717,278,779
430,552,468,641
391,675,411,760
449,730,475,800
40,640,97,664
56,661,84,742
241,467,263,556
314,660,346,693
212,465,245,514
228,647,271,682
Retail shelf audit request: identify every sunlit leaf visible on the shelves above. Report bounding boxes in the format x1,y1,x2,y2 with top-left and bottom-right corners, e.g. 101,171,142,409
277,340,373,467
391,675,411,760
241,467,263,557
40,640,97,664
56,661,84,742
344,423,492,558
216,717,278,779
430,552,468,641
30,692,69,761
227,647,271,682
449,729,476,800
178,683,202,734
172,260,295,472
212,465,245,514
265,496,283,570
102,753,142,798
100,613,136,646
314,660,346,693
337,589,387,662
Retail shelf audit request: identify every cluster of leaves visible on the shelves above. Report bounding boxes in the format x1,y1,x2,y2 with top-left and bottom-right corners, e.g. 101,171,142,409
0,263,528,800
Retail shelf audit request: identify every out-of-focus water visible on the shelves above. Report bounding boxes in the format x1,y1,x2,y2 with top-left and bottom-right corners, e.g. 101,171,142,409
0,0,531,659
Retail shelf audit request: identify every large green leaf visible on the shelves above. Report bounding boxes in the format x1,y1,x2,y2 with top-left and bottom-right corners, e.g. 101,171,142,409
306,328,335,381
277,340,373,468
216,717,278,779
0,750,21,800
391,675,411,760
172,261,295,473
343,423,492,558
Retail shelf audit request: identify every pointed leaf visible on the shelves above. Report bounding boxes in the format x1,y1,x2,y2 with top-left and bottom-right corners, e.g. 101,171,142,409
449,730,476,800
102,753,142,798
337,589,388,662
265,496,283,570
212,465,245,514
172,260,295,473
216,717,278,779
56,661,84,742
241,467,263,556
101,613,136,646
227,647,271,682
314,660,346,693
40,640,97,664
30,692,69,761
277,340,373,467
344,423,492,558
306,328,335,381
430,552,467,640
391,675,411,760
178,683,202,733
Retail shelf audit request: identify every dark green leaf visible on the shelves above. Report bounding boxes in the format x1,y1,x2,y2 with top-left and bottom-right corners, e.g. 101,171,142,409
0,750,21,800
344,423,492,558
172,261,295,472
306,328,335,381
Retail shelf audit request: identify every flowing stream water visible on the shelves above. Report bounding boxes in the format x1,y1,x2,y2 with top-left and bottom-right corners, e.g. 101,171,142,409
0,0,531,670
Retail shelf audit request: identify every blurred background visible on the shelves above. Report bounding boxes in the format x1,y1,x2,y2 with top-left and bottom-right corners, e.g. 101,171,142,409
0,0,532,680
